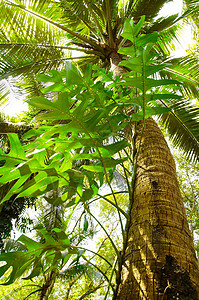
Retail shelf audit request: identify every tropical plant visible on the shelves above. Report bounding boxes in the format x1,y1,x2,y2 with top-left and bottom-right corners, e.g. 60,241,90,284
0,0,199,299
0,0,199,161
0,115,34,250
0,196,103,299
0,0,197,99
0,21,199,298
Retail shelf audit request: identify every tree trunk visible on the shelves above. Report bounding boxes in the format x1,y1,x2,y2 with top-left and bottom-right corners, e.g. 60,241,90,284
0,120,32,133
110,52,199,299
116,118,199,299
40,270,57,300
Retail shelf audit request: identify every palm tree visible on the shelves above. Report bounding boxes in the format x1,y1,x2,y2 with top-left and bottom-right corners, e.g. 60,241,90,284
0,0,199,298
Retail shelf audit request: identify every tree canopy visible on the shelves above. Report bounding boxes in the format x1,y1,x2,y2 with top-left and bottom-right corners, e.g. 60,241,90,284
0,0,199,299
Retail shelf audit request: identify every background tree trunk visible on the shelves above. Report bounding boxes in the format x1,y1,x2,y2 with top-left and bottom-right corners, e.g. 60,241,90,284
116,118,199,299
40,270,56,300
0,120,32,133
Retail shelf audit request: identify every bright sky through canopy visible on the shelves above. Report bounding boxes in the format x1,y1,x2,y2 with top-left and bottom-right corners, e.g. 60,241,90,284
159,0,183,16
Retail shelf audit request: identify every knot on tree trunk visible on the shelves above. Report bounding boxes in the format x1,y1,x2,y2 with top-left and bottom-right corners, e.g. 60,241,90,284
110,52,126,78
158,255,198,300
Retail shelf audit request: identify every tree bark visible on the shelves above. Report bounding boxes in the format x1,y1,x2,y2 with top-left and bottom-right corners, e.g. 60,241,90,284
116,118,199,299
40,270,57,300
109,52,199,299
0,121,32,133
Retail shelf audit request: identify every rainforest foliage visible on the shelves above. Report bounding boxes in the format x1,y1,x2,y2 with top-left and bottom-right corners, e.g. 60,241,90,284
0,0,199,296
0,19,192,299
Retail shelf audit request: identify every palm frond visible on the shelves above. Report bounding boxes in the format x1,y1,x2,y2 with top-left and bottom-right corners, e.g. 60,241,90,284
147,14,180,33
103,0,115,47
18,74,44,98
42,201,65,231
59,261,101,280
129,0,170,21
0,0,67,99
177,54,199,80
159,98,199,162
0,44,66,79
0,1,61,45
184,0,199,27
0,77,25,111
154,24,182,56
3,0,105,51
0,80,10,105
58,0,105,39
0,51,65,100
164,54,199,98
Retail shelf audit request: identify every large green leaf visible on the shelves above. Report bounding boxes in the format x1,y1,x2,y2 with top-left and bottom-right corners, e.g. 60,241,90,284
121,16,145,42
121,77,181,91
0,226,73,285
0,31,186,207
1,14,199,295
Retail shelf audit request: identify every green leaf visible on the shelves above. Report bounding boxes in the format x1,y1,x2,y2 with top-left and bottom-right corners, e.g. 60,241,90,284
122,78,181,91
145,106,171,117
0,158,39,185
6,133,26,159
23,258,42,280
82,189,94,201
0,174,30,204
55,92,70,112
0,225,74,285
23,127,48,139
133,16,146,36
136,32,158,48
82,165,105,172
27,96,58,110
36,111,70,120
73,97,90,118
37,70,63,83
146,93,182,102
35,226,58,246
118,45,137,56
64,61,83,85
84,110,106,131
134,106,171,120
99,139,129,157
0,252,34,285
60,158,72,172
83,215,89,231
17,173,59,198
120,60,167,77
122,93,182,107
18,235,41,252
63,197,80,208
83,157,127,173
42,82,66,93
122,16,145,42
